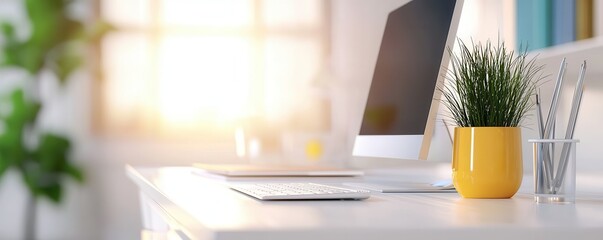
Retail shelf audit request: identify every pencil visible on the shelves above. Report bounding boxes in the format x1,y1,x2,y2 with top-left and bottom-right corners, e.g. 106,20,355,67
542,58,567,191
553,61,587,192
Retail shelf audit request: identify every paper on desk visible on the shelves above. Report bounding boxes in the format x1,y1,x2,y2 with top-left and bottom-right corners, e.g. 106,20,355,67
344,182,457,193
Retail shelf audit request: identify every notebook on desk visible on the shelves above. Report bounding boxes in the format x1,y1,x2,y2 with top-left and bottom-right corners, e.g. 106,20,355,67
193,163,364,177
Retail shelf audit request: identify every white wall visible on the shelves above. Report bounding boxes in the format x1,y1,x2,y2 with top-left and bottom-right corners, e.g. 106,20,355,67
455,0,515,47
331,0,405,159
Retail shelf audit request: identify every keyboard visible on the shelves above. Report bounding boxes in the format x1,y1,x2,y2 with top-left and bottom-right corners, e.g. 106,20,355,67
230,183,371,200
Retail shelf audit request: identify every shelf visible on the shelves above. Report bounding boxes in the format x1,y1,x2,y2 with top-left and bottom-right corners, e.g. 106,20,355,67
530,36,603,76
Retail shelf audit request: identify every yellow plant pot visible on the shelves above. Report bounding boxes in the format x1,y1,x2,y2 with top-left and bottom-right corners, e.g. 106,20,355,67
452,127,523,198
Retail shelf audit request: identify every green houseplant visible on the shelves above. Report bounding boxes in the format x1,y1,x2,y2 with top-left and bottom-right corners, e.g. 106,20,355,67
440,40,543,198
0,0,109,239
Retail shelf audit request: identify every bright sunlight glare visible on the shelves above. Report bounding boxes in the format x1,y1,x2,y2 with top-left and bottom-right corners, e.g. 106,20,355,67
101,0,326,134
157,36,252,128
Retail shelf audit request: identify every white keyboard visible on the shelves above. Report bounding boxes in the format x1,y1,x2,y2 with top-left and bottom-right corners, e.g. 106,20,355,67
231,183,370,200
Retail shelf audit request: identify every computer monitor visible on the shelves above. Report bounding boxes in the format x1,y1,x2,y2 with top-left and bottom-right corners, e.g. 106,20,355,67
352,0,463,160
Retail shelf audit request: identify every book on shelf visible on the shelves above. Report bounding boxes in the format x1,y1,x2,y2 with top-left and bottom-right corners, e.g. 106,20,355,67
576,0,593,40
552,0,576,45
516,0,552,51
516,0,531,50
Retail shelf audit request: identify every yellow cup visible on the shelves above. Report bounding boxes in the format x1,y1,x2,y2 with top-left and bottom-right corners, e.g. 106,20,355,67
452,127,523,198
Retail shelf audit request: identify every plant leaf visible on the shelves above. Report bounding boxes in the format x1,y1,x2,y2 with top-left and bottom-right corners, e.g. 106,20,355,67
6,88,40,128
65,163,84,183
48,45,83,84
40,183,62,203
23,133,77,203
0,89,39,167
23,0,84,73
0,21,26,68
0,0,90,204
36,133,70,172
440,39,543,127
0,155,7,178
0,129,26,166
35,133,84,181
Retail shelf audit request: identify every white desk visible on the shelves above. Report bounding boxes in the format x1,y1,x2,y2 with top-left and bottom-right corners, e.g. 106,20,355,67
127,161,603,240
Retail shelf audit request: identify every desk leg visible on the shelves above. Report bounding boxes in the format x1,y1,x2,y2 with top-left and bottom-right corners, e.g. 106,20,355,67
141,229,189,240
138,192,193,240
139,191,170,233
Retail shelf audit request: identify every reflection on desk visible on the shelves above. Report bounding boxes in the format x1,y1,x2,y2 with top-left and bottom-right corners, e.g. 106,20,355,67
127,163,603,240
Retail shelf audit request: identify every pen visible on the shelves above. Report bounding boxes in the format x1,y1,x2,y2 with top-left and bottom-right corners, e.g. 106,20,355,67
544,57,567,139
534,91,548,196
536,90,544,139
553,61,586,192
542,58,567,191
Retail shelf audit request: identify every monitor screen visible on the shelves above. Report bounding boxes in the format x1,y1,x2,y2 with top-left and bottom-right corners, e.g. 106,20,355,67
353,0,463,160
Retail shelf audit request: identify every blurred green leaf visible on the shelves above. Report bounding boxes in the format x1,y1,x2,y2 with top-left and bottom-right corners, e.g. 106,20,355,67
0,21,25,68
23,163,64,203
36,133,70,172
1,21,15,36
21,163,42,196
0,156,7,178
0,0,89,205
40,183,62,203
23,0,84,74
0,89,39,168
33,133,81,203
21,132,77,203
49,46,83,84
20,45,45,74
65,163,84,182
6,89,40,128
25,0,63,46
0,129,26,166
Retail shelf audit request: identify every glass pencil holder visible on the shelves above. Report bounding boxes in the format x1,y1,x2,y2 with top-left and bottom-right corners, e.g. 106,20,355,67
529,139,579,204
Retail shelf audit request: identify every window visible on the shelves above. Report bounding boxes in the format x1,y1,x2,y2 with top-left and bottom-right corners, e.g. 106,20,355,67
98,0,330,138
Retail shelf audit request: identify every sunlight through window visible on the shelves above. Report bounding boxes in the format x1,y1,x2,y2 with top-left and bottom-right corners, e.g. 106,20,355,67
99,0,328,137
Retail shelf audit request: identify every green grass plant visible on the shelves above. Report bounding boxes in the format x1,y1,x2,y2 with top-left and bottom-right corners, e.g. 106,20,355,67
441,40,543,127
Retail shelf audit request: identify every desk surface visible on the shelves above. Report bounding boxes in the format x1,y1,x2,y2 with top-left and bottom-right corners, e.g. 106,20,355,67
127,161,603,240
